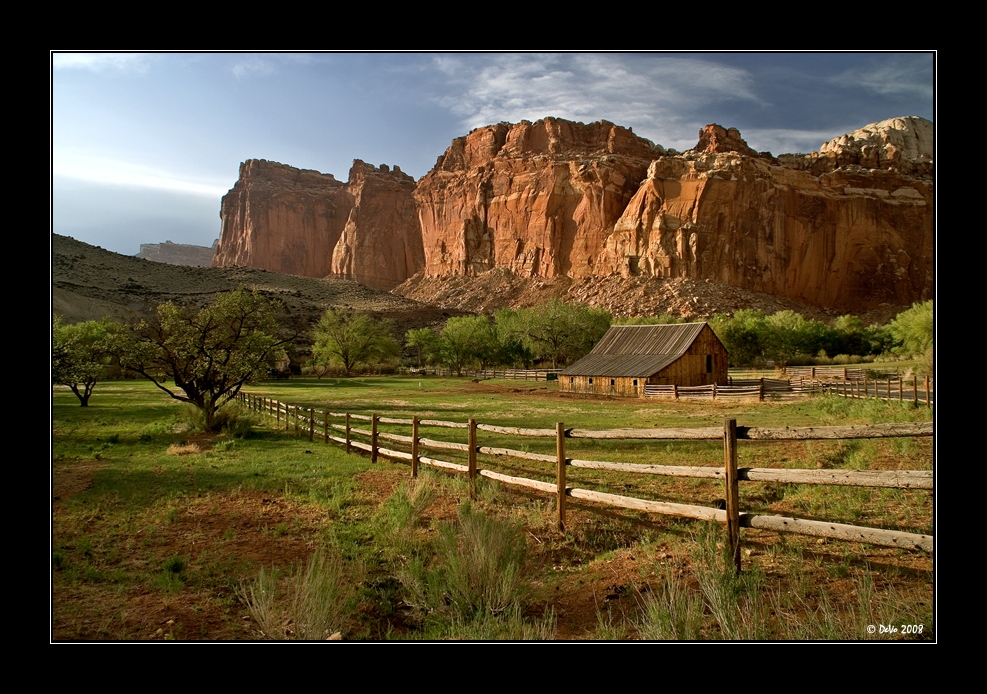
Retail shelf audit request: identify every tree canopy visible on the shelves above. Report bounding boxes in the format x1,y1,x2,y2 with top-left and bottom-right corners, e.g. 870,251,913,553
438,316,498,376
494,300,611,368
52,316,118,406
311,309,400,376
114,288,291,429
889,300,934,357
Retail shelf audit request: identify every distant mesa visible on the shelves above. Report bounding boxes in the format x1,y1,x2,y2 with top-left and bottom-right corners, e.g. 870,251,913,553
210,116,934,314
137,239,218,267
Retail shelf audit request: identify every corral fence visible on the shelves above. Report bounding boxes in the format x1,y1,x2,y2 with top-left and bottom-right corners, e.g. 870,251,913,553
239,392,933,571
698,372,935,406
646,379,826,400
821,375,934,407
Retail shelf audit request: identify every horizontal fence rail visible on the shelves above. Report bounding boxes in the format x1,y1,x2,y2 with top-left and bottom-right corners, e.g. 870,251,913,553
239,393,934,566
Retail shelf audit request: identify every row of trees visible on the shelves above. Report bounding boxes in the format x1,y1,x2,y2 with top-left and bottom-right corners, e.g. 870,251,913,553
402,301,611,375
706,302,934,368
53,288,934,427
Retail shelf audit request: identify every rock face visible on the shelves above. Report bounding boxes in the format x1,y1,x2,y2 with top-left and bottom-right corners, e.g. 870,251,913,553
604,133,934,311
329,161,423,289
213,116,933,314
215,160,346,278
418,116,933,312
416,118,661,279
213,159,423,289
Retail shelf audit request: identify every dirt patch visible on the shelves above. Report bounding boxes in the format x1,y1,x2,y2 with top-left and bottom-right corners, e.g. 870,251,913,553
52,458,105,503
51,489,331,641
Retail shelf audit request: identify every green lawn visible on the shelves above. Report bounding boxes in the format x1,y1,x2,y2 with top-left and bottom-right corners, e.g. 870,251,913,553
52,377,934,641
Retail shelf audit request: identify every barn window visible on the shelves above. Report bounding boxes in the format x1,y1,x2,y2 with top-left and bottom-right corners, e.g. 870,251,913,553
589,377,594,385
569,377,574,384
633,379,638,387
706,355,712,373
610,379,615,386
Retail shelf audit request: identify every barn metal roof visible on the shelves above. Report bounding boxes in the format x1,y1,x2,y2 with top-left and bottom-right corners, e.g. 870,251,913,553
561,323,709,378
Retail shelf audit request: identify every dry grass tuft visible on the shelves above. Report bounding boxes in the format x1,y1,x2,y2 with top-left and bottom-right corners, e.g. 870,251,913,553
167,443,202,456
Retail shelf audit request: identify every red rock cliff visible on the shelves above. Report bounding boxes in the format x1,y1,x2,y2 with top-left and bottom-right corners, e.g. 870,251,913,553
214,116,933,313
419,116,933,312
214,160,347,278
415,118,661,279
213,158,423,289
330,161,423,289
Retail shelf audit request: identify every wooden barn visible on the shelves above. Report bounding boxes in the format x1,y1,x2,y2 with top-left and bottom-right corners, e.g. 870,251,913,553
559,322,728,397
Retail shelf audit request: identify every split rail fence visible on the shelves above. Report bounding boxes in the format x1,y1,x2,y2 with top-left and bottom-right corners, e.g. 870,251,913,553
239,392,933,571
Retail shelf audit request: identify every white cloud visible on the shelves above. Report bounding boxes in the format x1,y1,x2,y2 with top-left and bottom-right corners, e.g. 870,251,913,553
831,54,934,101
427,53,761,151
51,52,152,73
53,152,228,197
231,56,277,79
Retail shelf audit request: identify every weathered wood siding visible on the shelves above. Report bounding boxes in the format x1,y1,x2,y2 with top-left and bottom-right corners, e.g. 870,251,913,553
560,375,644,396
649,325,728,387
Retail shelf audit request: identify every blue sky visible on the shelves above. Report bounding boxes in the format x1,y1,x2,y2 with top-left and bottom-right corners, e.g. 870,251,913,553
51,51,935,256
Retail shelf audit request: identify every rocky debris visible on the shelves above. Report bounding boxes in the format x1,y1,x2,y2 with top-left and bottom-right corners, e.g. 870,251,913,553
137,239,218,267
392,268,902,325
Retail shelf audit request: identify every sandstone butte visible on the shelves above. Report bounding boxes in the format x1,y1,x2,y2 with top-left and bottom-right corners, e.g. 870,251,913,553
212,115,934,313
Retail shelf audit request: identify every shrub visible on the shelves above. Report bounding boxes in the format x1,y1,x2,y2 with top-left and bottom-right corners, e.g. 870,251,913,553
238,548,363,640
435,502,529,620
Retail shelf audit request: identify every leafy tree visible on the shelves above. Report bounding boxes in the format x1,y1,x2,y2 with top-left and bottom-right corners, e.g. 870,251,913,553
710,310,770,367
405,327,441,370
114,288,292,430
51,316,118,406
889,300,934,357
495,300,610,368
312,309,400,376
438,316,497,376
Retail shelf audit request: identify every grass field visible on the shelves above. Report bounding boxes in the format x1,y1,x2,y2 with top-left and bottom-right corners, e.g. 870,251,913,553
51,377,934,641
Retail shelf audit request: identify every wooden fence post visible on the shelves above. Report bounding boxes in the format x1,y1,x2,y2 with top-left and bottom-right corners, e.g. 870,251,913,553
912,375,918,407
886,377,891,403
309,408,314,442
371,414,379,463
324,409,329,444
926,376,931,408
412,416,420,479
724,418,741,574
276,399,280,427
673,384,678,400
345,413,351,454
294,405,299,436
556,421,566,532
468,418,477,499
